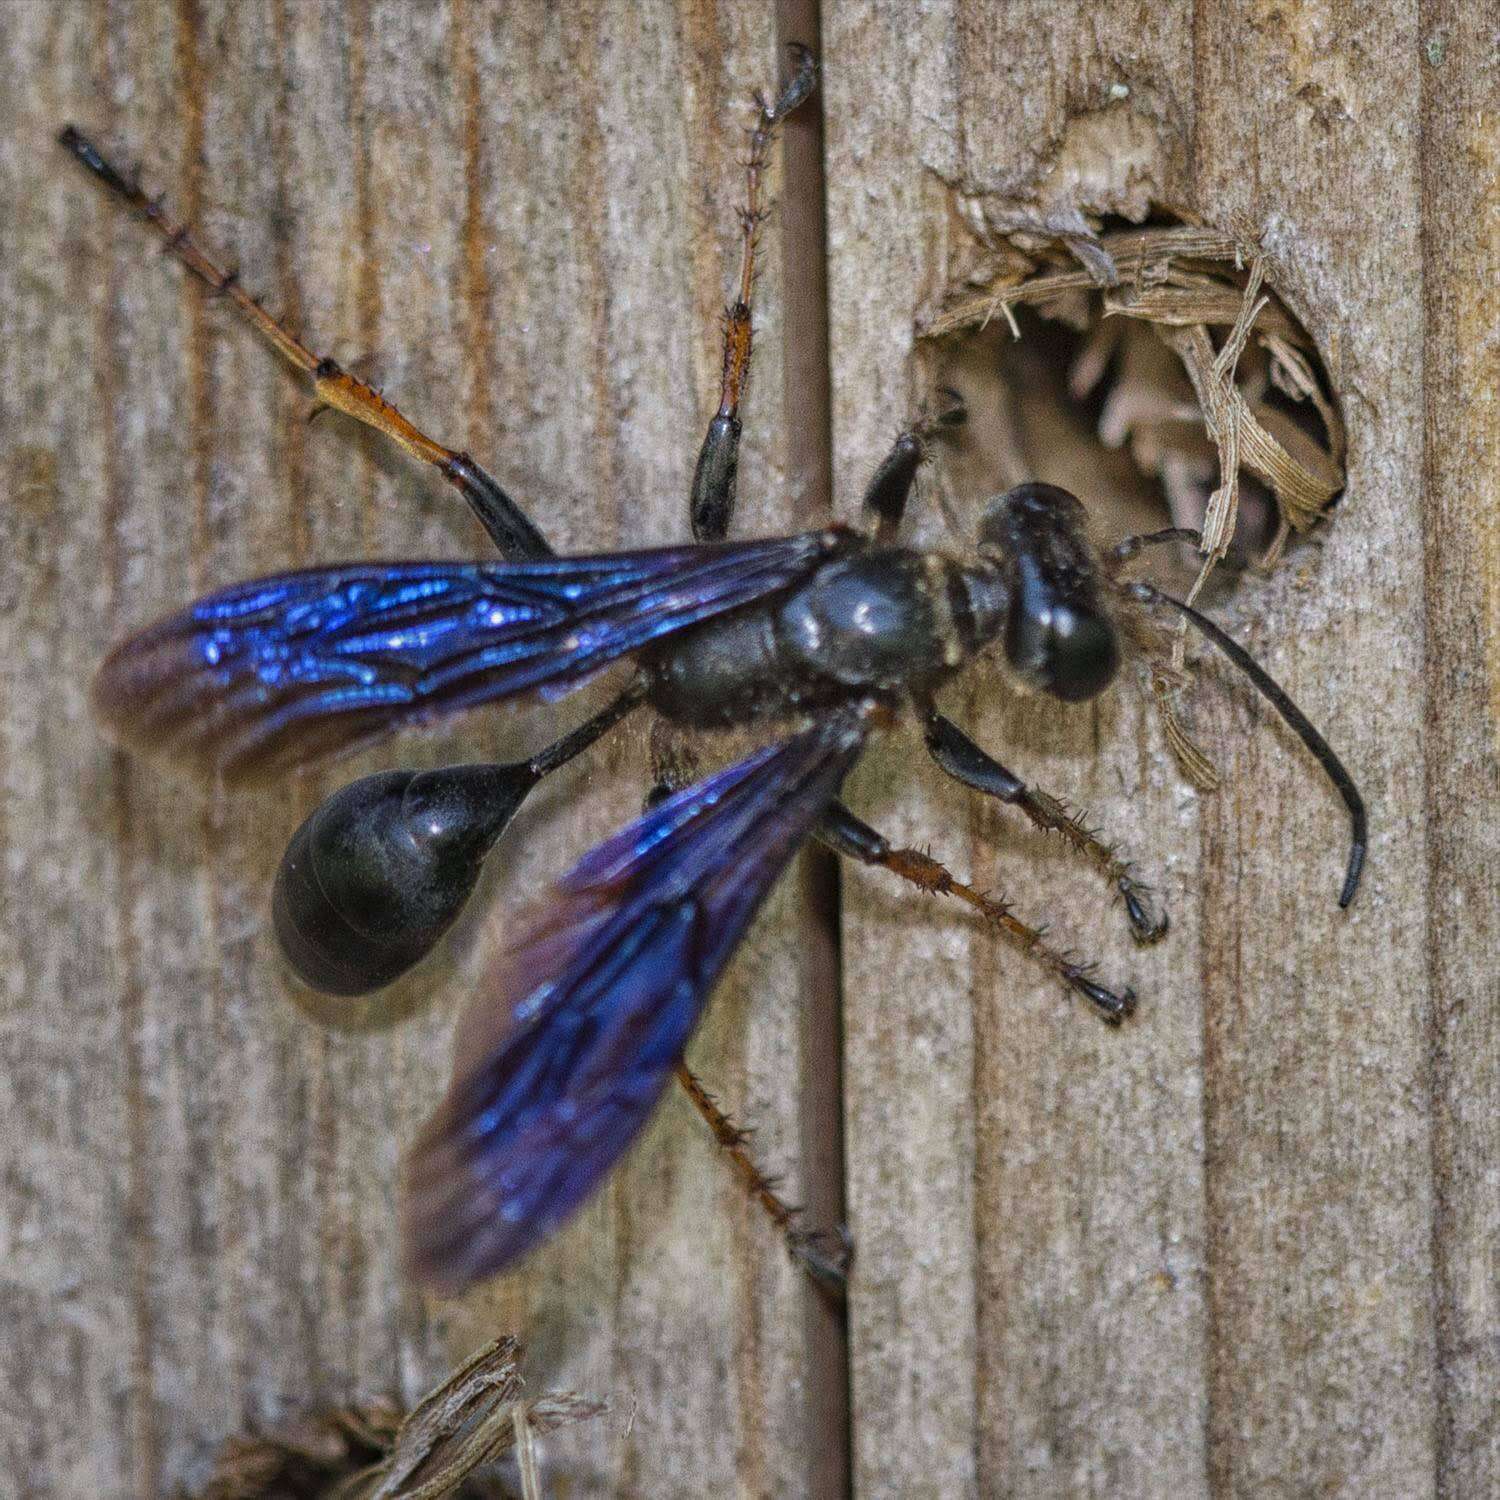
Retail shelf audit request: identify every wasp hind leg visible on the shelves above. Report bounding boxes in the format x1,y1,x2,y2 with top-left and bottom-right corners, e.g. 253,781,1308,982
645,729,848,1292
58,125,550,562
675,1064,850,1293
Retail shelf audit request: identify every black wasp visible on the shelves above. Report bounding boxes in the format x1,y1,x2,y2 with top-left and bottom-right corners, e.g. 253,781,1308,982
67,47,1365,1296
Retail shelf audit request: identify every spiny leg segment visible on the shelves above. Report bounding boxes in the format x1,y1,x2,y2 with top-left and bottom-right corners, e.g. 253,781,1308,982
1105,526,1205,571
920,709,1169,944
674,1064,850,1290
860,389,968,543
690,44,817,542
58,125,548,562
645,737,849,1288
818,800,1137,1023
673,50,850,1285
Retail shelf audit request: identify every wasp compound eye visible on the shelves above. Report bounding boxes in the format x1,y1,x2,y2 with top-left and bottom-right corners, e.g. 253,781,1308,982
979,483,1120,702
1005,568,1120,702
977,481,1088,548
273,762,538,996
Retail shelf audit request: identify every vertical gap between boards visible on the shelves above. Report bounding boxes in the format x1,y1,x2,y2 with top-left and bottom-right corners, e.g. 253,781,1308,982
773,2,852,1497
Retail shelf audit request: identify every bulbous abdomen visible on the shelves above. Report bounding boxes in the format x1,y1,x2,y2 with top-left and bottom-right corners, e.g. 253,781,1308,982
273,763,533,995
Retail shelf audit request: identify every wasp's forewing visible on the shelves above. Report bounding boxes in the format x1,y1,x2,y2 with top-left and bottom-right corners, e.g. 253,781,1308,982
403,715,867,1293
93,532,844,781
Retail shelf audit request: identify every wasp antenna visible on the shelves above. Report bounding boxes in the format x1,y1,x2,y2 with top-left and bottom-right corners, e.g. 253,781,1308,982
1132,582,1367,907
1107,525,1203,572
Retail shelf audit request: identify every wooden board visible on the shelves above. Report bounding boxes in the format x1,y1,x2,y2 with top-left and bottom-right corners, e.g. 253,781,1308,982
3,2,1495,1497
3,3,832,1495
824,2,1497,1496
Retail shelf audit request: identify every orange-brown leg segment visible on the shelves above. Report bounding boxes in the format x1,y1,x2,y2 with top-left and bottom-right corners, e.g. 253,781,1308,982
675,1065,850,1290
920,708,1169,944
690,45,817,542
819,800,1138,1024
58,125,551,562
646,737,847,1290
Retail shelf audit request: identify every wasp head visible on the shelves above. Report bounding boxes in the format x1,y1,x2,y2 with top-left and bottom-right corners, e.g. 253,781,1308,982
976,483,1120,703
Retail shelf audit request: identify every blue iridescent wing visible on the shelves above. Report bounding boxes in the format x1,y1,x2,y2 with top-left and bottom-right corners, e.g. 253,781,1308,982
403,714,867,1293
93,531,845,781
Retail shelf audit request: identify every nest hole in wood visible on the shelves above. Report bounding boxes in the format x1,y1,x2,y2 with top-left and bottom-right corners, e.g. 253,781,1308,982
916,211,1347,606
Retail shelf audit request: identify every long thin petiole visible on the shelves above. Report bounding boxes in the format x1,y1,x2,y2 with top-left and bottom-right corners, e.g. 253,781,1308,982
526,676,649,781
58,125,549,561
674,1064,849,1290
1129,580,1367,906
819,800,1137,1023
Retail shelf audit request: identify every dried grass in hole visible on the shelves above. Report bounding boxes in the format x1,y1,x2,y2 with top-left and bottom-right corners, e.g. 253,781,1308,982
919,216,1345,784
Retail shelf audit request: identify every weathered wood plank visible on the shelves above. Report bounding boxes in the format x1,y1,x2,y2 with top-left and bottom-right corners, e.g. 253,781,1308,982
824,11,1211,1495
5,2,1496,1497
1418,2,1500,1492
1187,10,1437,1496
1,2,830,1495
824,3,1474,1496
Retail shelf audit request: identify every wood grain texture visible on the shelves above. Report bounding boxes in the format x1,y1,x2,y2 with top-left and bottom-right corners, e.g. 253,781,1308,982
1419,0,1500,1491
2,2,1495,1498
824,2,1494,1497
2,2,830,1495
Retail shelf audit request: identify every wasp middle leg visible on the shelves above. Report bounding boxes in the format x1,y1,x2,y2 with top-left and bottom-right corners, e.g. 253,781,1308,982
690,45,817,542
818,800,1137,1024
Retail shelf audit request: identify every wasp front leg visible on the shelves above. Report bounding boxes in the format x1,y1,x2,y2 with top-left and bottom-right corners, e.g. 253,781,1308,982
920,709,1169,944
860,391,967,543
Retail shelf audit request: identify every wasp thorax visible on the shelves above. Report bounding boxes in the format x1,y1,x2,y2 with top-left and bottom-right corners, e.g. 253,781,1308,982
272,762,537,996
977,482,1120,703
